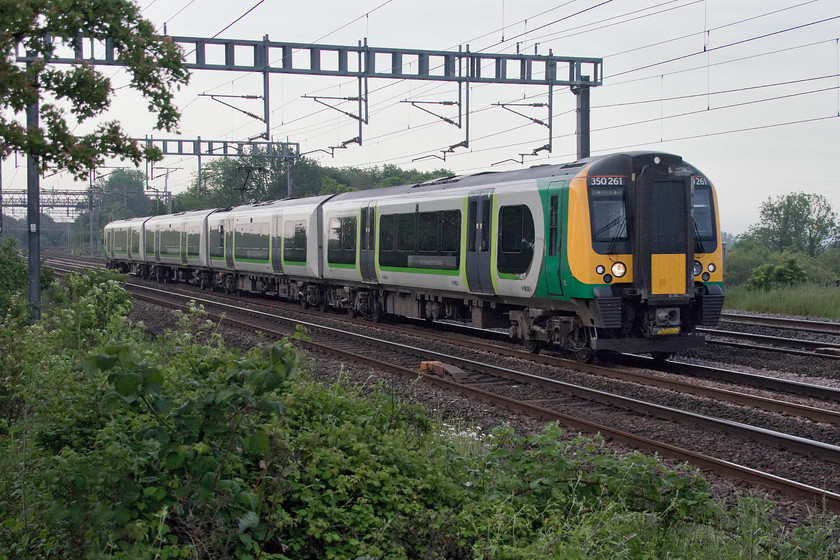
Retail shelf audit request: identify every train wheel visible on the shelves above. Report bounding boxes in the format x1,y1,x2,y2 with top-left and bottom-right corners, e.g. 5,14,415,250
565,330,594,363
523,338,543,354
574,347,594,363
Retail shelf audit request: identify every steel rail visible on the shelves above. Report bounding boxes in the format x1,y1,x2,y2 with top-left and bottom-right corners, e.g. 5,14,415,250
719,311,840,336
700,327,840,351
126,284,840,513
621,354,840,403
114,273,840,424
130,284,840,465
49,258,840,420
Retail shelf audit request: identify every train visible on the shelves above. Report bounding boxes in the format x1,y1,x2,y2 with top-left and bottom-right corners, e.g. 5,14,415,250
104,151,724,361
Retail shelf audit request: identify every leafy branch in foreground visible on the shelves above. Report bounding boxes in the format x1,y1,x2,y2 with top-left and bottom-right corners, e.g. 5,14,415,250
0,0,189,178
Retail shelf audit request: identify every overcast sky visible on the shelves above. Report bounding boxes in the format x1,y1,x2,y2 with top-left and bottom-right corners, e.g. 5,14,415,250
4,0,840,234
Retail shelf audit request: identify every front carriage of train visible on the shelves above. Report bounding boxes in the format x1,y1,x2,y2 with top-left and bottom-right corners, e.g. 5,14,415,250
513,152,724,361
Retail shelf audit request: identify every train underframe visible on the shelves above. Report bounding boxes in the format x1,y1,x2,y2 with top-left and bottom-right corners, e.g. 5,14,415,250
113,261,722,362
509,285,724,361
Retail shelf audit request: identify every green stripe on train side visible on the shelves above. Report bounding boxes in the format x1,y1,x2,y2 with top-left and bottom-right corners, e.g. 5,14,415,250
380,265,460,276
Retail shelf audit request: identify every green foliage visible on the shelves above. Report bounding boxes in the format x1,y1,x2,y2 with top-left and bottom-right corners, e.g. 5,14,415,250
46,268,134,350
97,169,153,221
747,256,807,290
0,237,28,320
724,284,840,319
174,155,452,212
745,191,839,257
2,273,840,558
465,425,718,558
0,0,189,178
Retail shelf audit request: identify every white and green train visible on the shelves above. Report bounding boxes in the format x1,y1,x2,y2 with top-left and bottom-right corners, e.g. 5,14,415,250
104,151,724,361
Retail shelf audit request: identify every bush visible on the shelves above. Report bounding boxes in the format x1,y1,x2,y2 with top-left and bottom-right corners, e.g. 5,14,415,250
0,237,28,321
3,272,840,559
747,256,807,290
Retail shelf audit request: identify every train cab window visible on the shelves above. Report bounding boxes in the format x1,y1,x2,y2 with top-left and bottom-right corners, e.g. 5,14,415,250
589,186,629,254
328,216,357,265
283,220,307,264
497,205,535,275
693,183,718,254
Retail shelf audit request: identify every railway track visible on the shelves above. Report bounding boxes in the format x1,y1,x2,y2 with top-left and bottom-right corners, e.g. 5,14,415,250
45,255,840,510
705,311,840,358
719,310,840,336
121,280,840,513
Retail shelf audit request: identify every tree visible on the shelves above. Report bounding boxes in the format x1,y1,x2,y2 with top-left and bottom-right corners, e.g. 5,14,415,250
97,168,152,221
745,192,839,257
1,0,189,178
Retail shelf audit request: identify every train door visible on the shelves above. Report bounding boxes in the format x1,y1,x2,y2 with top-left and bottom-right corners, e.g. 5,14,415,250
544,180,566,296
271,213,284,273
466,189,495,294
154,226,160,261
179,226,188,264
359,203,377,283
224,217,235,269
636,168,693,297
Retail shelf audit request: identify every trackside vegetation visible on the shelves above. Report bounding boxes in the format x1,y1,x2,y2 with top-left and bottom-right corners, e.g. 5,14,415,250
1,255,839,558
723,191,840,318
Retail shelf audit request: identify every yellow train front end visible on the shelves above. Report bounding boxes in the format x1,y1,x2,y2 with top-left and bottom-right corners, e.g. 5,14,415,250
563,151,724,358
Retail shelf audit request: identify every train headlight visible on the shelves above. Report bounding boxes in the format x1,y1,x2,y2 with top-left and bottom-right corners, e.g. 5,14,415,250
596,265,605,275
708,263,716,273
702,272,710,281
611,262,626,278
693,260,702,277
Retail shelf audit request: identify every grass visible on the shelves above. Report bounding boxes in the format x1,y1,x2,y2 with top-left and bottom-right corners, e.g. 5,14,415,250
724,284,840,319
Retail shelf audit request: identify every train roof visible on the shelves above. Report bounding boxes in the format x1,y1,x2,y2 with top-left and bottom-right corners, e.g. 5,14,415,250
211,194,334,216
326,152,662,203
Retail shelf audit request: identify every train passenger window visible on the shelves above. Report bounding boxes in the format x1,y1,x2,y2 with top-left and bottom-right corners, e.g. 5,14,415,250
440,211,460,252
379,215,395,251
379,210,460,271
498,205,535,275
418,212,438,252
693,184,718,254
396,214,416,251
283,220,307,264
328,216,357,265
